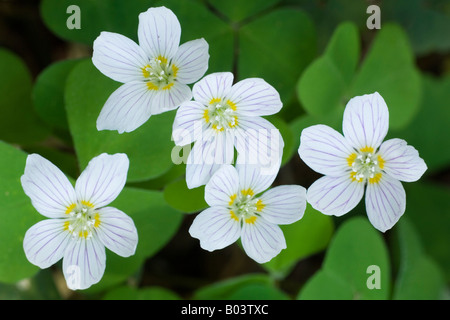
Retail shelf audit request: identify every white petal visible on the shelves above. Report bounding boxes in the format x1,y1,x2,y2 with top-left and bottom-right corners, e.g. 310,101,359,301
259,185,307,225
21,154,76,218
227,78,282,116
23,219,72,269
138,6,181,60
189,206,241,252
185,161,224,190
75,153,129,208
235,116,284,177
192,72,234,105
342,92,389,150
149,81,192,115
96,81,156,134
172,38,209,84
241,218,286,264
62,237,106,290
307,174,365,217
185,130,235,189
298,124,355,177
365,174,406,232
235,160,279,196
95,207,138,257
204,165,239,207
172,100,208,146
378,138,427,182
92,32,148,83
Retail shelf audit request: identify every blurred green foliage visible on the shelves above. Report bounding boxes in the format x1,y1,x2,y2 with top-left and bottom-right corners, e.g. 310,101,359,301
0,0,448,300
298,217,391,299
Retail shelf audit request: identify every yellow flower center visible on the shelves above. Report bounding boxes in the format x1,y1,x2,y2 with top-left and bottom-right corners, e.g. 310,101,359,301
142,55,178,91
347,147,385,184
228,188,264,224
64,201,101,239
203,98,238,132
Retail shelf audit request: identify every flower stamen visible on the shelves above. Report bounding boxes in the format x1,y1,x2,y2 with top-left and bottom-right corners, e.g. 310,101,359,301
227,190,263,224
205,98,238,132
64,201,101,239
142,55,177,90
348,148,385,184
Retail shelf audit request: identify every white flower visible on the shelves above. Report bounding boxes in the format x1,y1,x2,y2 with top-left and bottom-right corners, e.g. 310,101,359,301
21,153,138,290
172,72,284,189
189,162,307,263
92,6,209,133
298,92,427,232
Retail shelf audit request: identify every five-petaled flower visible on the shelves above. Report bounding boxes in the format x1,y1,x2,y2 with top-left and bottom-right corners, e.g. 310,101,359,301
21,153,138,290
298,92,427,232
92,6,209,133
172,72,284,189
189,161,307,263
